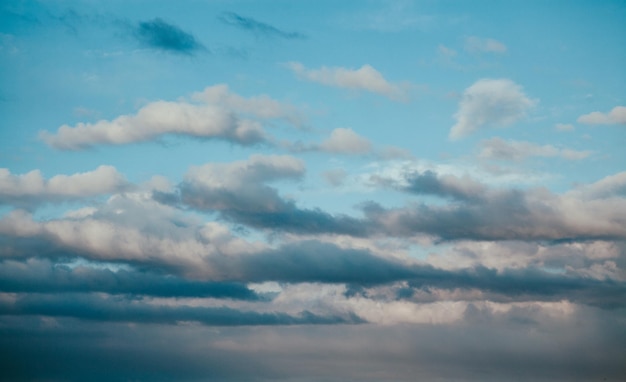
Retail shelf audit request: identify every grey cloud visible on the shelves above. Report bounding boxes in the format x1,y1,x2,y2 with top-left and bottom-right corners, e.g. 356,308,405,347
0,293,363,326
134,18,205,54
219,12,306,40
1,310,625,382
178,155,368,236
365,170,626,241
0,258,259,300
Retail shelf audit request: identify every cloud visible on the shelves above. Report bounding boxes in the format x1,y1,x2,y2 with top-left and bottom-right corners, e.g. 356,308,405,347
365,170,626,241
40,85,302,150
0,258,260,300
555,123,575,131
0,165,128,208
286,62,407,100
449,79,536,139
577,106,626,125
0,293,361,326
134,18,205,54
219,12,306,39
479,137,591,161
288,128,373,155
464,36,507,53
178,155,367,236
3,312,625,382
323,168,348,187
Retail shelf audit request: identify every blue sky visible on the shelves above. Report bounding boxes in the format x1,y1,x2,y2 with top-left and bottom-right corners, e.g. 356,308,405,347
1,1,626,381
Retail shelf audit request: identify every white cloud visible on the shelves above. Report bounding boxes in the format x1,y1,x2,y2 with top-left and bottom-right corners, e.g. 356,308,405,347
191,84,304,127
284,128,373,156
555,123,574,131
479,137,591,161
577,106,626,125
449,79,536,140
319,128,372,154
40,85,304,150
286,62,407,100
0,165,128,207
464,36,507,53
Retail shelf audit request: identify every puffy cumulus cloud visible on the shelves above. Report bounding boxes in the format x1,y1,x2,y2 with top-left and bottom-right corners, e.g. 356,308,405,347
40,85,303,150
319,128,372,154
134,18,206,54
577,105,626,125
178,155,366,236
464,36,507,53
364,170,626,241
286,62,407,100
449,79,536,140
218,12,306,39
0,165,128,208
479,137,591,161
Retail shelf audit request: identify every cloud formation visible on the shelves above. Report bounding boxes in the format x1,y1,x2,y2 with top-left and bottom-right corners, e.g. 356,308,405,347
134,18,205,54
40,85,303,150
219,12,306,39
479,137,591,161
367,169,626,241
286,62,407,100
0,165,128,208
178,155,367,236
449,79,536,140
577,106,626,125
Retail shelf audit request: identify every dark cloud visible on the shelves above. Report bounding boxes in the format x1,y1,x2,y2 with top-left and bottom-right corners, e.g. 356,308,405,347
134,18,205,54
219,12,306,39
0,293,363,326
1,313,625,382
0,259,259,300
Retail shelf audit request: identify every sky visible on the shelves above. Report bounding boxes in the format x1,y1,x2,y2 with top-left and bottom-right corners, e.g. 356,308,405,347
1,0,626,381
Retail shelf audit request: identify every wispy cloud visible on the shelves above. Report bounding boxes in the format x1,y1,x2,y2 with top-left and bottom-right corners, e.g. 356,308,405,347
479,137,591,161
219,12,306,39
134,18,206,54
286,62,408,100
464,36,507,53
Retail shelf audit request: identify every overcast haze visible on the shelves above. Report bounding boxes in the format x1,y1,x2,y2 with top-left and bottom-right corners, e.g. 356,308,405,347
1,1,626,381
